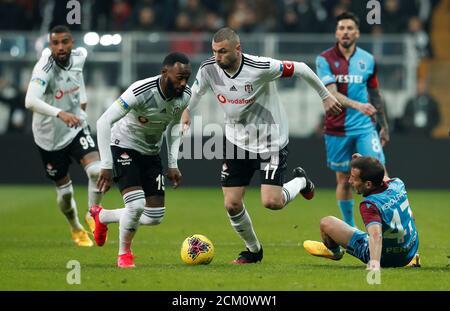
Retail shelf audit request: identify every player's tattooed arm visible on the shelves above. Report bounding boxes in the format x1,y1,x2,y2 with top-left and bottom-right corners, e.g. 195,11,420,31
326,84,377,116
368,88,390,146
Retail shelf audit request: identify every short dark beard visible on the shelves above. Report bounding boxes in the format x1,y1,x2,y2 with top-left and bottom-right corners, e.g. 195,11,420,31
166,78,183,98
53,52,71,67
340,39,355,49
217,54,238,71
217,61,232,70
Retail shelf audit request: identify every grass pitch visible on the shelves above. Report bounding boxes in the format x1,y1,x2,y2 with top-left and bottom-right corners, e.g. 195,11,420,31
0,185,449,290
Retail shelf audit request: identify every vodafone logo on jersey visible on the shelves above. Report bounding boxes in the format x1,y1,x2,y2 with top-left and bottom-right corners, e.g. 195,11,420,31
216,94,255,105
55,90,64,99
217,94,227,104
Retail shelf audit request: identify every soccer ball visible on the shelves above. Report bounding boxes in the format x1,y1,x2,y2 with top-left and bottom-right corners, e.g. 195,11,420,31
180,234,214,265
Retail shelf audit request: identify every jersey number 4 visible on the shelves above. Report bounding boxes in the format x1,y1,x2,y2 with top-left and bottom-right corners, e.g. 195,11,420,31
384,200,413,243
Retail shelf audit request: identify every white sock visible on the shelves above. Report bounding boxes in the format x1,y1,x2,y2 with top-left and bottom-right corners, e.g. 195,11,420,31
100,207,165,226
140,207,165,225
99,208,123,224
119,190,145,255
85,161,103,207
228,206,260,253
282,177,306,206
56,181,83,231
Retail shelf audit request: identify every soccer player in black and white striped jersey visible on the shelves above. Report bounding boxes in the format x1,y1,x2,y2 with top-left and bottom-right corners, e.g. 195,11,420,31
94,52,192,268
182,27,343,264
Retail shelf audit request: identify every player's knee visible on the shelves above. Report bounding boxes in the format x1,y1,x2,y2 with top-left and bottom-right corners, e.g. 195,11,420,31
336,174,351,187
262,197,284,210
320,216,336,232
224,200,243,216
85,161,101,181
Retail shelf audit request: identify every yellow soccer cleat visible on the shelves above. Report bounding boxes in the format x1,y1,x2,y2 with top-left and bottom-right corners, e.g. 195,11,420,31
303,240,344,261
406,253,421,267
85,212,96,234
71,229,94,247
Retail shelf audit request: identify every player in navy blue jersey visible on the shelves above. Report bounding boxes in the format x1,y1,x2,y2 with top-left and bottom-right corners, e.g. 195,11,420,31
303,154,419,270
316,12,390,227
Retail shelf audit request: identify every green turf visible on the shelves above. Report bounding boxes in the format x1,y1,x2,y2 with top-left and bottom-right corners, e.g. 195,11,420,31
0,185,449,290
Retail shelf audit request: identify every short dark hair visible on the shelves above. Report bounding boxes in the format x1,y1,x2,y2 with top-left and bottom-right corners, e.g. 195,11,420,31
350,156,385,186
213,27,240,44
336,12,360,28
162,52,190,67
50,25,71,34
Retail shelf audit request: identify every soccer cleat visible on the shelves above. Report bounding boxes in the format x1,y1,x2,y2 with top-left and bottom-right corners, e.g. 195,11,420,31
89,204,108,246
303,240,344,261
232,246,263,264
71,229,94,247
406,253,421,267
117,252,135,268
85,212,96,234
293,167,315,200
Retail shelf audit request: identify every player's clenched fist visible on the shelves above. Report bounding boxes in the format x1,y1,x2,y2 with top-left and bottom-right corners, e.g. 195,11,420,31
57,111,81,128
167,168,182,189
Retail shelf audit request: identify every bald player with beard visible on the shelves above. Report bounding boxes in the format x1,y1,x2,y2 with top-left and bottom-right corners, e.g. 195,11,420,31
182,27,342,264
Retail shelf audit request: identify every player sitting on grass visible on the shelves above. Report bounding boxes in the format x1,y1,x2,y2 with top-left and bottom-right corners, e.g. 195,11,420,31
304,154,420,270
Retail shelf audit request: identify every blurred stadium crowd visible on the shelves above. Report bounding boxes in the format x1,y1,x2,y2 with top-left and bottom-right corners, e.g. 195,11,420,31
0,1,439,40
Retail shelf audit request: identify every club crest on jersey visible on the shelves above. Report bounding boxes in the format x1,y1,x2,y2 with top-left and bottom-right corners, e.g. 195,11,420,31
334,61,340,68
138,116,149,124
117,152,132,165
173,107,181,115
358,60,367,71
245,82,253,93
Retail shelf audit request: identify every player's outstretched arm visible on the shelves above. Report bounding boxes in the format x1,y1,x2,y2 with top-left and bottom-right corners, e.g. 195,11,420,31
292,62,343,115
368,88,390,146
366,223,382,270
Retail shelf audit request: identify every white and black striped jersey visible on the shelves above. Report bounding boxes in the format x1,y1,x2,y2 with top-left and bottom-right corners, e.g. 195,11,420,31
97,75,191,169
190,53,294,154
26,48,88,151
